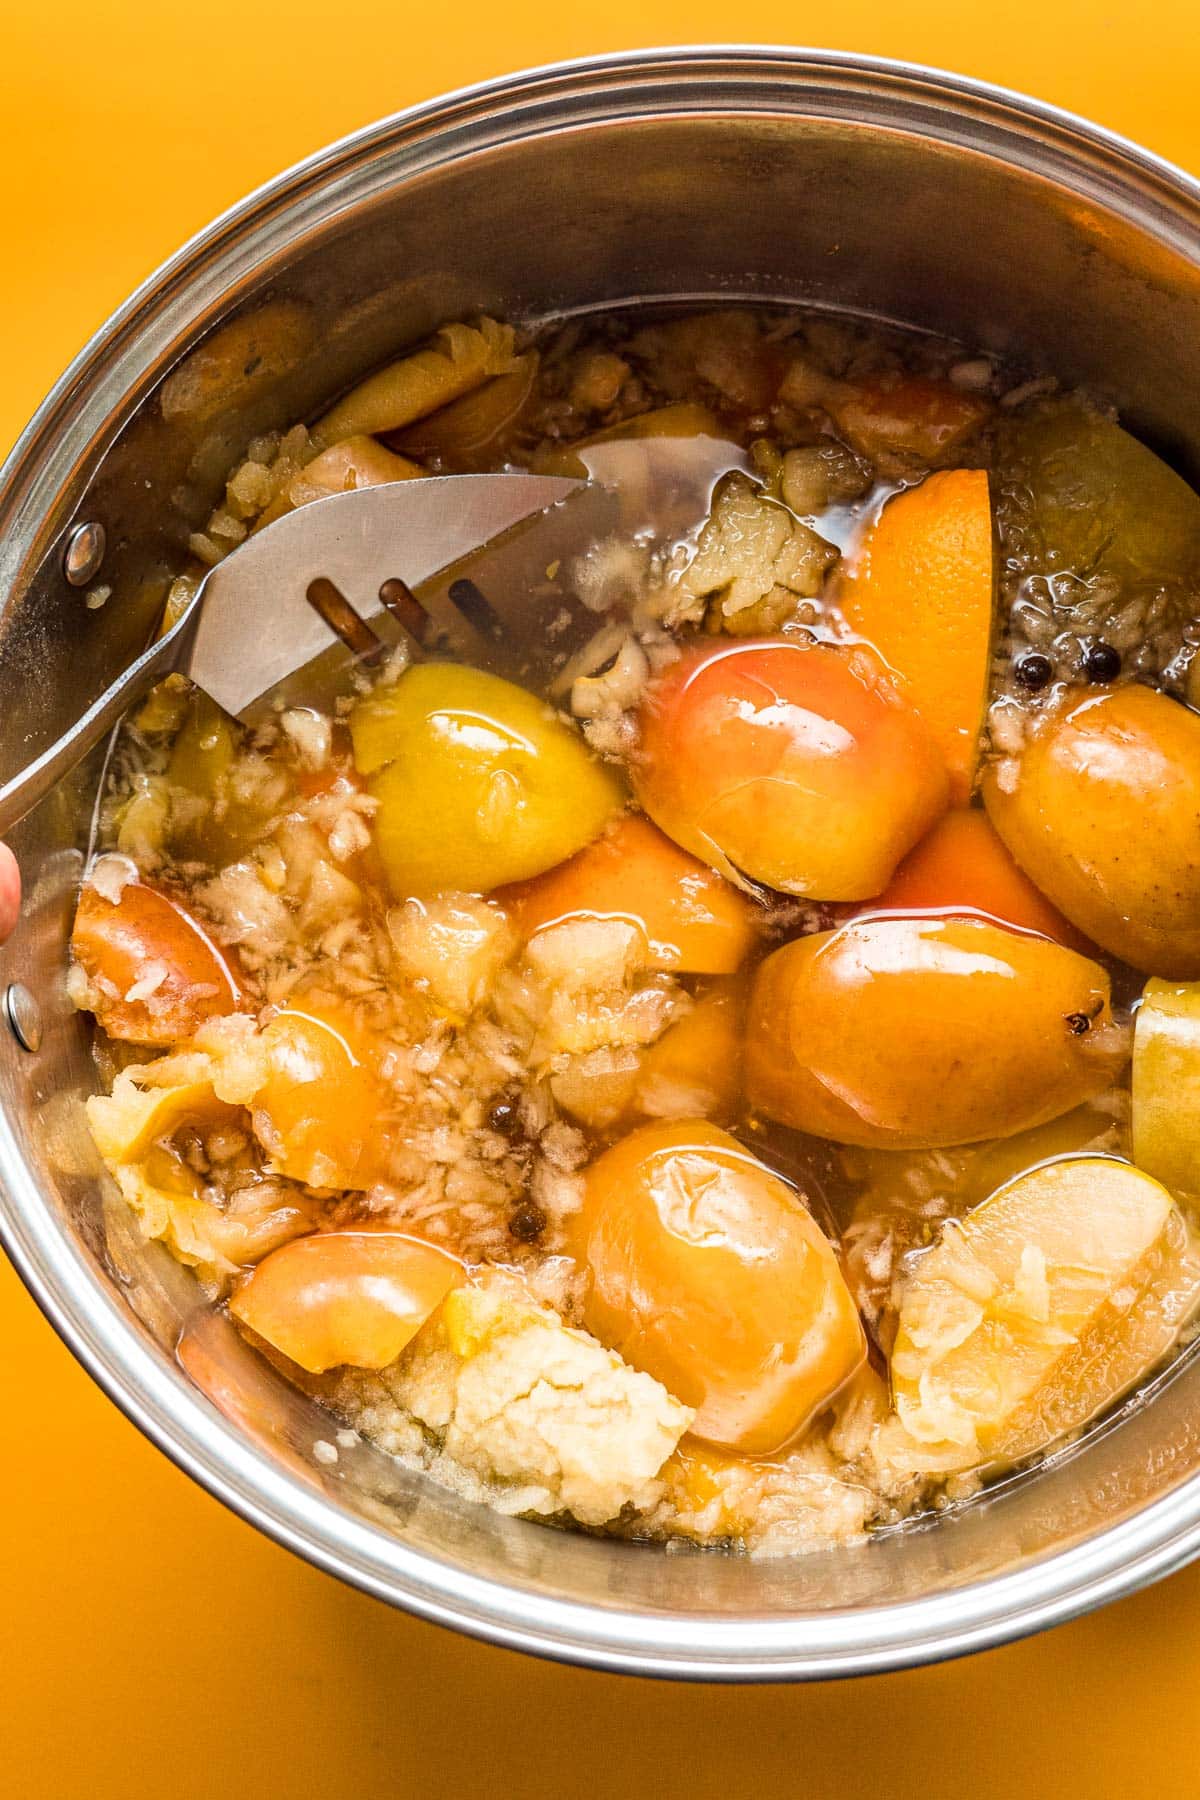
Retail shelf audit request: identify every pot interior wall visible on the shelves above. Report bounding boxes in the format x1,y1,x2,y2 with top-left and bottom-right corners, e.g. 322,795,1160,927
5,68,1200,1642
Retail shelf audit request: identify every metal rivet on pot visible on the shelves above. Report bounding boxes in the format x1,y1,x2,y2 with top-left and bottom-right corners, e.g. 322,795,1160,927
63,521,106,588
5,982,42,1053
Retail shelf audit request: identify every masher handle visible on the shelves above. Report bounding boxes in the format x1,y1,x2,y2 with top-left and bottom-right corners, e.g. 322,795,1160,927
0,626,183,837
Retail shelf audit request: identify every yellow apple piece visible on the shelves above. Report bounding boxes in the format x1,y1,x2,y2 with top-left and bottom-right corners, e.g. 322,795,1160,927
889,1157,1200,1470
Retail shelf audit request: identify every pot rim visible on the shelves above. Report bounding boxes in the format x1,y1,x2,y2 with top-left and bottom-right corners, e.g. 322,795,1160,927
4,44,1200,1681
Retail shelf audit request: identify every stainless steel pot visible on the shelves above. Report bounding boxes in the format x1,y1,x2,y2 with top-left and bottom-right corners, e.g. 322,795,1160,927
4,47,1200,1681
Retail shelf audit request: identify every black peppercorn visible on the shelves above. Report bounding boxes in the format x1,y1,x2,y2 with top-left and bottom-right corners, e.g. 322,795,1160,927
509,1201,547,1243
1014,652,1053,691
487,1090,524,1139
1084,641,1121,683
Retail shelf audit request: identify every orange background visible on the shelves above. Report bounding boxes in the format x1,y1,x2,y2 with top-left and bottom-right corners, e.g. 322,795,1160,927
4,4,1200,1794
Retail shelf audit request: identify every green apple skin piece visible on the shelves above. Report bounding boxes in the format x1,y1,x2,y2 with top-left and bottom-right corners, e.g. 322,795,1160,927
994,397,1200,592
